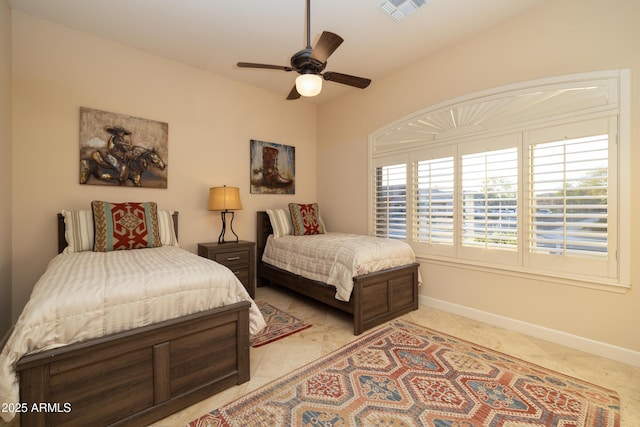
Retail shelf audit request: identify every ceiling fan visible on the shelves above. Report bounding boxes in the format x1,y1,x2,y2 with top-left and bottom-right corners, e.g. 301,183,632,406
237,0,372,100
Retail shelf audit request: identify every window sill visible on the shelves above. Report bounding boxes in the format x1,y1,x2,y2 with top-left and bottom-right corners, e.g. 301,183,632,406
415,253,630,294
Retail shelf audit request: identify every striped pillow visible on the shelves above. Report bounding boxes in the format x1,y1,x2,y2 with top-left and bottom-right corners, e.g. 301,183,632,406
157,210,179,246
266,208,293,239
62,210,95,253
62,209,178,252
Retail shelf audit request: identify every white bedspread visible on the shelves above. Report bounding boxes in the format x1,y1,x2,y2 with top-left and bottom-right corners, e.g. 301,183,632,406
262,233,418,302
0,246,265,422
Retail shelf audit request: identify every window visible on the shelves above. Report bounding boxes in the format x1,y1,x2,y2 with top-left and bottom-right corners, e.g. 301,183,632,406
524,118,617,279
369,70,630,290
413,156,454,247
460,141,519,265
528,135,608,257
373,161,407,239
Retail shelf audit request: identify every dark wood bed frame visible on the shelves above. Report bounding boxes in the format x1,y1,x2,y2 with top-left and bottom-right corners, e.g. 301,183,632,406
12,213,251,426
256,211,419,335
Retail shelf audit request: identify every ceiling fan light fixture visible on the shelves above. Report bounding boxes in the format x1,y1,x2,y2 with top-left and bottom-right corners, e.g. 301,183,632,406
296,73,323,97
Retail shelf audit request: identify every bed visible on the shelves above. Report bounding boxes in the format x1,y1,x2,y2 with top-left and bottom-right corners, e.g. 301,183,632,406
257,210,420,335
0,209,265,427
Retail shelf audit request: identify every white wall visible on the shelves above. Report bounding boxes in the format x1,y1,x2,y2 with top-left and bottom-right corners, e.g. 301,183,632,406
0,0,12,336
317,0,640,355
10,12,317,320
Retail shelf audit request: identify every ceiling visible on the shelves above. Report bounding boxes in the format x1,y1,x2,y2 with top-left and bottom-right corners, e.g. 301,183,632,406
9,0,549,103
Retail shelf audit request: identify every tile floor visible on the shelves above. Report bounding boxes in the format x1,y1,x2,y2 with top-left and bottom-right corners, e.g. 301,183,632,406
1,285,636,426
152,285,640,426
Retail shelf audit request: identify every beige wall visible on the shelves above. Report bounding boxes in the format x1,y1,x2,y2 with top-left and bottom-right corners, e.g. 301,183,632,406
0,0,12,337
10,12,317,320
8,0,640,359
317,0,640,354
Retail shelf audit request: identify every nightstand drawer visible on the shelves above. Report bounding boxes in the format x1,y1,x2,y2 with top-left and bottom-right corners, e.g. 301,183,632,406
197,241,256,298
213,250,249,266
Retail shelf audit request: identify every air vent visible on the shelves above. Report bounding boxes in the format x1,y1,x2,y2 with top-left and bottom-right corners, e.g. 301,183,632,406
378,0,428,22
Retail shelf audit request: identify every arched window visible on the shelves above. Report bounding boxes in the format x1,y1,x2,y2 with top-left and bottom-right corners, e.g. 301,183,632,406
369,70,630,291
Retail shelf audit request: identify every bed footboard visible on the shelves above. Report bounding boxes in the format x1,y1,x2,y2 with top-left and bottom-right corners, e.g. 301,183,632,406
16,301,250,427
352,263,419,335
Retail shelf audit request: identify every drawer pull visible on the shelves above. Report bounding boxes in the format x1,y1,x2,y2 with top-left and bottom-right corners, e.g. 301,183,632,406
233,271,241,275
226,256,241,261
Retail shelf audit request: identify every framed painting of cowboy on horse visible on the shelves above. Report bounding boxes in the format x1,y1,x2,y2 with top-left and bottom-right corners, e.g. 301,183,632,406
250,139,295,194
79,107,168,188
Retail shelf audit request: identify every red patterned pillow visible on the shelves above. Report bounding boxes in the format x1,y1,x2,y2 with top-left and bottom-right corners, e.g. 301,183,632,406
92,201,161,251
288,203,325,236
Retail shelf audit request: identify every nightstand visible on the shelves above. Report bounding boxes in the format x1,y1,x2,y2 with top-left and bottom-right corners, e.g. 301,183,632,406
198,241,256,298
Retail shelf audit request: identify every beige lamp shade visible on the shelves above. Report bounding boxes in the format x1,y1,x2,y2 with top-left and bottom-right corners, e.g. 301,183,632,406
208,186,243,211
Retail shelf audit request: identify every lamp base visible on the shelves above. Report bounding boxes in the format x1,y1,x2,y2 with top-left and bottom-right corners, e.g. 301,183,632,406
218,210,239,244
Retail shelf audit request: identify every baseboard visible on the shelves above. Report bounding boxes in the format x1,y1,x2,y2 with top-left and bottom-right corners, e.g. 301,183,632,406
420,295,640,368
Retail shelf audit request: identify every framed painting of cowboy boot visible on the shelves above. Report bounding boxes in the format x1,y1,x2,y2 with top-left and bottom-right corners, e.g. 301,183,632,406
250,139,295,194
79,107,168,188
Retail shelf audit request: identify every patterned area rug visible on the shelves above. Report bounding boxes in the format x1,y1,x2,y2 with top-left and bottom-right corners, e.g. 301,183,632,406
250,301,312,348
189,320,619,426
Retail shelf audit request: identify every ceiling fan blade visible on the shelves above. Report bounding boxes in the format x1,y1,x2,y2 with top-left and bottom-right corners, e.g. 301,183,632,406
310,32,344,63
323,71,371,89
237,62,293,72
286,85,301,100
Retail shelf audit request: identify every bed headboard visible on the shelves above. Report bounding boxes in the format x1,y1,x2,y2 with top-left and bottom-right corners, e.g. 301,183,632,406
57,211,179,253
256,211,273,261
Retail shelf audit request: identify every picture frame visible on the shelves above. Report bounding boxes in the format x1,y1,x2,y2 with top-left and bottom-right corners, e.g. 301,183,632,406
79,107,168,188
250,139,295,194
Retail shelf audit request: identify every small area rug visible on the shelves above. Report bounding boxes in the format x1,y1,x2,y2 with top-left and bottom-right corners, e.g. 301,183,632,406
250,301,312,348
189,320,619,426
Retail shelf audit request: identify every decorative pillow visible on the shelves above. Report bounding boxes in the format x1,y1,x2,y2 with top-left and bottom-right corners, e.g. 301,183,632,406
266,208,293,239
62,210,95,253
92,201,162,251
62,209,176,252
288,203,325,236
157,210,179,246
